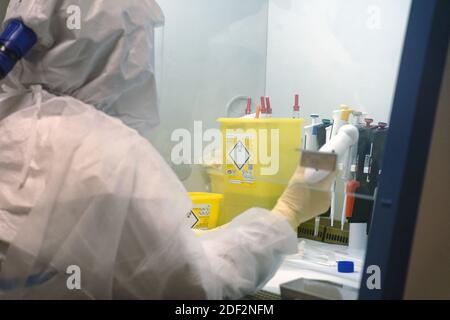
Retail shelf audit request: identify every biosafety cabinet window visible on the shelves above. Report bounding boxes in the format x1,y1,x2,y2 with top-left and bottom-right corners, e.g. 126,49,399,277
153,0,411,293
2,0,433,302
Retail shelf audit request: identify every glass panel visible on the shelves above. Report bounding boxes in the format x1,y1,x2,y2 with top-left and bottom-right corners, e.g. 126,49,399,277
0,0,422,299
150,0,270,193
264,0,411,252
153,0,411,255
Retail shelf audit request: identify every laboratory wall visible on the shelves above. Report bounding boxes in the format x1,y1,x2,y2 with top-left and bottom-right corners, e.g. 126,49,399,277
404,43,450,300
265,0,411,122
150,0,269,191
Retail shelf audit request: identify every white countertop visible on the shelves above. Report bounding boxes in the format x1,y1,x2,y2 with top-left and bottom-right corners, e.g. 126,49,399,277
264,239,365,295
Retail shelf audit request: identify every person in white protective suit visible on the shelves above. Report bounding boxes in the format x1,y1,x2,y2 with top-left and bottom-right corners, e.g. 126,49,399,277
0,0,335,299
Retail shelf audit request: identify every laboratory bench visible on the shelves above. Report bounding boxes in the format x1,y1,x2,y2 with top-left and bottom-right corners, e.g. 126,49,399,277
246,239,364,300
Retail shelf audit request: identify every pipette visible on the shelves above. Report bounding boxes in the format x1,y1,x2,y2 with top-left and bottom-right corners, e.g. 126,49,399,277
317,119,332,148
349,112,364,175
304,125,359,184
329,106,353,227
362,119,375,183
345,181,361,220
331,105,353,138
340,111,363,230
346,118,382,250
304,123,359,236
370,122,389,186
303,114,322,236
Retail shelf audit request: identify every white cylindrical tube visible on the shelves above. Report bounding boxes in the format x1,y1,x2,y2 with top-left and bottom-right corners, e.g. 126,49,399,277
349,223,368,251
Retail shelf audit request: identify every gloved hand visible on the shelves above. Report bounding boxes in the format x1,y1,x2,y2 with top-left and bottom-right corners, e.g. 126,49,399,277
272,166,337,230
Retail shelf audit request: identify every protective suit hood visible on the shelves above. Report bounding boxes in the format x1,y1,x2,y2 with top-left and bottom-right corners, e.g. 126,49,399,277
3,0,164,137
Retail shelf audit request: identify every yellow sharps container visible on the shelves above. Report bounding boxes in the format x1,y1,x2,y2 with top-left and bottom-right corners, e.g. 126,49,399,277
188,192,224,230
216,118,304,226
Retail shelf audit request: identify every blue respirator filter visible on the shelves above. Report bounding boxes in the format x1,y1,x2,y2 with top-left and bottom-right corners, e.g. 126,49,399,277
0,19,37,79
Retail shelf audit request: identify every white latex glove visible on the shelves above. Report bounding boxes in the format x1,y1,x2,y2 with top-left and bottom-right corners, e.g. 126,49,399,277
272,166,337,230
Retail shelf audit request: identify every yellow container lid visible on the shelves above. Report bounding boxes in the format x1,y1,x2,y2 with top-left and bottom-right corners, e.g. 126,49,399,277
218,118,304,125
188,192,223,201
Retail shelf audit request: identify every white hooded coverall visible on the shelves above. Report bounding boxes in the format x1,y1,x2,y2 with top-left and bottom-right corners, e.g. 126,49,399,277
0,0,298,299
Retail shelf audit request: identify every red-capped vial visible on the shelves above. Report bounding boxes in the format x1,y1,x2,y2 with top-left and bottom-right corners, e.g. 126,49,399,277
260,96,267,118
293,94,300,119
245,97,252,115
265,96,273,118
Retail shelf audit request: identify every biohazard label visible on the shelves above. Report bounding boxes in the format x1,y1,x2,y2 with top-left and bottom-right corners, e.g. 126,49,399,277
229,141,251,170
188,205,212,230
186,211,199,229
225,132,256,185
196,205,211,217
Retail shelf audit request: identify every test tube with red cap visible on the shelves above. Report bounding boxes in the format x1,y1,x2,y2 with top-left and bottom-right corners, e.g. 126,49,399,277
260,97,267,118
245,97,252,115
293,94,300,119
265,97,273,118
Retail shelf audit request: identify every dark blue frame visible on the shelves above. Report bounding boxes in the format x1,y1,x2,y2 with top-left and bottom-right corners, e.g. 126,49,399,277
360,0,450,300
